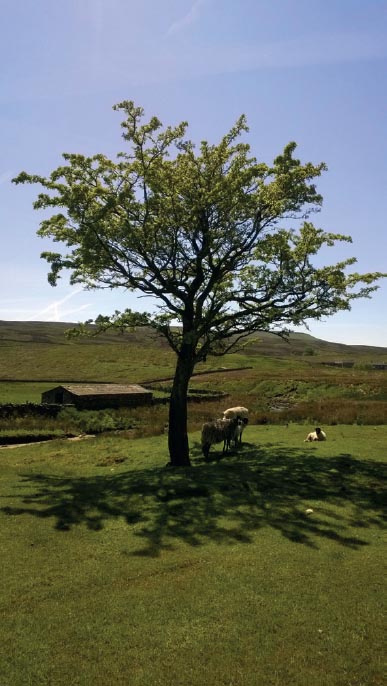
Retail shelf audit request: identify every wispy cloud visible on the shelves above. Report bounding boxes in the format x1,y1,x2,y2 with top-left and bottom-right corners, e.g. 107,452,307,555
0,289,91,322
1,22,385,104
85,28,387,90
165,0,207,37
158,28,386,83
0,304,91,321
25,289,89,322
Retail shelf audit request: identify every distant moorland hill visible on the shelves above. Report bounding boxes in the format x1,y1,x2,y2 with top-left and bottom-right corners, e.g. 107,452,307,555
0,320,386,384
0,320,386,355
0,320,386,424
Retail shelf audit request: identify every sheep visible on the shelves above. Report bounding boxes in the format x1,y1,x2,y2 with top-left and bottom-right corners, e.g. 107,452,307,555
304,427,327,442
231,418,244,448
201,416,242,460
222,406,249,445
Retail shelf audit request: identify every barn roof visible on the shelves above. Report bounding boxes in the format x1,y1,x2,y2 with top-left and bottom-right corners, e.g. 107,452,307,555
57,384,152,396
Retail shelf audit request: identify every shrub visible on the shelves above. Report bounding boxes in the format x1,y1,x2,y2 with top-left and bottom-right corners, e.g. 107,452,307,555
57,407,133,434
304,347,315,356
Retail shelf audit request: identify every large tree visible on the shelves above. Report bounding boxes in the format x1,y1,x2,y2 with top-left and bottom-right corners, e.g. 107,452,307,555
14,101,384,466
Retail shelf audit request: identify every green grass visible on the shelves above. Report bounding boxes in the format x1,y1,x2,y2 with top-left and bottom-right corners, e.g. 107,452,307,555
0,341,176,382
0,425,385,685
0,382,56,403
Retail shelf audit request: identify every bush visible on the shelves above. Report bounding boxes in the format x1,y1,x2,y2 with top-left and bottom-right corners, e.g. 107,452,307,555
304,347,315,356
57,407,134,434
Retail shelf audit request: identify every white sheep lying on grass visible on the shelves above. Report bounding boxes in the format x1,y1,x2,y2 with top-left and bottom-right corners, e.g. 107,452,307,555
201,416,243,460
223,406,249,445
304,427,326,442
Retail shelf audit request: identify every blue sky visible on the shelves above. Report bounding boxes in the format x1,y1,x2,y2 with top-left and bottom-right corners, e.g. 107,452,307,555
1,0,386,346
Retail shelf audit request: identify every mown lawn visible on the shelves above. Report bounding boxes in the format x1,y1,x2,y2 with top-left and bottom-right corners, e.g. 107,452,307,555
0,425,385,686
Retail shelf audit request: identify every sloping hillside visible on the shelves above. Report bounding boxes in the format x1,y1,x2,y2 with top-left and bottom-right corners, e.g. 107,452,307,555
243,331,387,359
0,321,386,383
1,320,386,356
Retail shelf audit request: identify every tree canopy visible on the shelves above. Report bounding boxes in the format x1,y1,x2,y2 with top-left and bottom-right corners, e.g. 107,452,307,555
13,101,385,465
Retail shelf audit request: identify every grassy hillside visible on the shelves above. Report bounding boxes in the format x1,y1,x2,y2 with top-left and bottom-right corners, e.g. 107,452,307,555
0,320,386,384
1,320,386,356
0,322,174,382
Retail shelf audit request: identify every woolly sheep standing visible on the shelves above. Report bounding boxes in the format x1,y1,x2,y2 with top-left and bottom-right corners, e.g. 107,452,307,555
304,427,327,442
223,406,249,445
231,418,244,448
201,416,242,460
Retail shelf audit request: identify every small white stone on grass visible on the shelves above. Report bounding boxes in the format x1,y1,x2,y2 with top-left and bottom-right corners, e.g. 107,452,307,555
305,508,314,515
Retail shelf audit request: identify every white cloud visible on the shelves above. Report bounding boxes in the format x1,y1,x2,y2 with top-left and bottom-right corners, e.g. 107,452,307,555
0,304,91,321
24,289,88,322
0,288,92,322
168,29,387,77
91,28,387,89
1,23,385,104
165,0,207,37
26,304,91,322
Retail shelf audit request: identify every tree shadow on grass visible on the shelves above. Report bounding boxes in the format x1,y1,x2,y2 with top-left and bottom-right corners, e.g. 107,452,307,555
1,442,386,556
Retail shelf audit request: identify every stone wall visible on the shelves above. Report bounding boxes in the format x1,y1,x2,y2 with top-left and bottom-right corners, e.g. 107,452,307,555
0,403,70,419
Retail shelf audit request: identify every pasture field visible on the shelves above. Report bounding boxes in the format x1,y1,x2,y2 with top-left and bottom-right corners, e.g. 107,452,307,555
0,425,385,686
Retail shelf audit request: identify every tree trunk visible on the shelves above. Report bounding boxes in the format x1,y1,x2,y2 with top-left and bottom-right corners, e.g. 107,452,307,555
168,354,193,467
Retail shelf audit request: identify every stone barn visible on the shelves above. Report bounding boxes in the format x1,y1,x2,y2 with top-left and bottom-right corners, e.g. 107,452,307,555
41,384,153,409
321,361,355,368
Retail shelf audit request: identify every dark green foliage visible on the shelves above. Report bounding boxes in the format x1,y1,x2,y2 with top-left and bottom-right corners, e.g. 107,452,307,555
57,407,131,434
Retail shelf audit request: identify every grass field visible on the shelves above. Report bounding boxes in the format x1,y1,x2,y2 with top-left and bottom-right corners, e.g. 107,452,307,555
0,425,385,686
